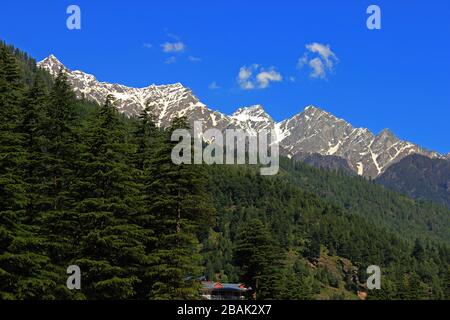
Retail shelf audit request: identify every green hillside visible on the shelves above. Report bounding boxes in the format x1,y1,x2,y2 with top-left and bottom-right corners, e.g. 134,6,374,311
203,163,450,299
279,158,450,245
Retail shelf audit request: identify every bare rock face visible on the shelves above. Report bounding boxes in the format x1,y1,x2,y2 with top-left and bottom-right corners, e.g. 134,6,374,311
37,55,443,178
274,106,439,178
293,152,356,176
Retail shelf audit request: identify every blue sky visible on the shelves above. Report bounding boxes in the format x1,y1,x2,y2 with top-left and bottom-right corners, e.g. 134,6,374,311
1,0,449,153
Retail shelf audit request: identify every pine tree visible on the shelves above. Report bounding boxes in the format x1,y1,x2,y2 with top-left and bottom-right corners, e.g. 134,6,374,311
412,239,425,260
26,71,86,299
305,232,321,261
0,46,24,208
134,102,158,171
129,102,160,298
280,267,315,300
12,75,65,299
38,70,81,259
0,47,25,296
0,45,27,299
233,219,285,300
72,95,149,299
0,48,58,299
19,75,48,222
145,116,214,299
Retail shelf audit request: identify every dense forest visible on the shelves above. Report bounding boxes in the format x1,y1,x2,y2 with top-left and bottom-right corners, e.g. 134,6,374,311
279,158,450,245
0,42,449,300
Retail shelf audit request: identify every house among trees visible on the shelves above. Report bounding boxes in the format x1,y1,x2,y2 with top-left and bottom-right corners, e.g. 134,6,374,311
200,281,251,300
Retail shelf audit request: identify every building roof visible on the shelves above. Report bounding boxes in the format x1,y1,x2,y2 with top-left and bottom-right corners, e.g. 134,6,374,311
201,281,250,292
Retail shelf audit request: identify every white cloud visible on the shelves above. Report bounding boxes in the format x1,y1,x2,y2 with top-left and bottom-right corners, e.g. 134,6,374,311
161,41,185,53
239,66,253,81
209,81,221,90
237,64,282,90
238,65,255,89
306,43,337,68
308,58,326,79
256,70,282,88
188,55,201,63
143,43,153,49
298,42,338,79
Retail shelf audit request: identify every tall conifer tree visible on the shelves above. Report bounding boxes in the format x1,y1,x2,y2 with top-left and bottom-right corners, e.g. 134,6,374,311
145,116,214,299
233,219,285,299
0,48,58,299
73,95,149,299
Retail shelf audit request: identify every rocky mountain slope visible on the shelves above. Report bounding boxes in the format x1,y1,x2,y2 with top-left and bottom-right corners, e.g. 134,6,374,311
37,55,443,178
292,153,356,176
275,106,439,177
376,154,450,209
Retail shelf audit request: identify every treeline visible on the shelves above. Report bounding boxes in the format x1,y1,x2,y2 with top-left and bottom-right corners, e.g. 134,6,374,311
0,46,213,299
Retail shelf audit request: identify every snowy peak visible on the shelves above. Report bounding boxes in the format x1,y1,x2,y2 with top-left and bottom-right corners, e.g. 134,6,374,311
303,105,327,115
37,54,66,75
231,105,275,135
232,105,272,122
277,105,357,157
39,54,62,65
373,129,400,149
377,128,396,139
300,105,348,124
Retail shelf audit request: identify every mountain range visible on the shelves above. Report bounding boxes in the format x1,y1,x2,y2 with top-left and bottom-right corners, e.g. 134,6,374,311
37,55,445,178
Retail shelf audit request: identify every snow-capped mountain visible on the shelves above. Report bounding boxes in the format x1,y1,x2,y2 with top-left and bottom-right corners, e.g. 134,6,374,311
37,55,231,130
276,106,439,177
37,55,443,178
231,105,275,135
